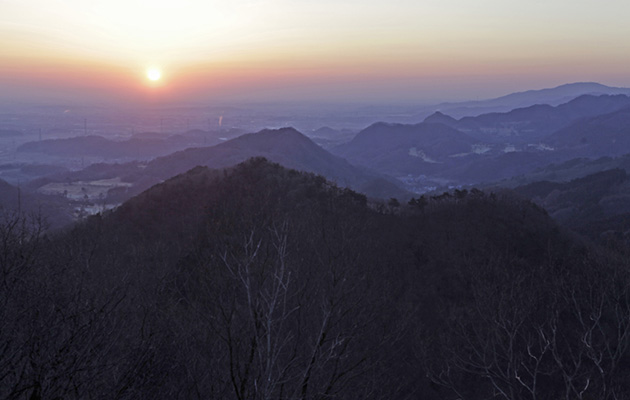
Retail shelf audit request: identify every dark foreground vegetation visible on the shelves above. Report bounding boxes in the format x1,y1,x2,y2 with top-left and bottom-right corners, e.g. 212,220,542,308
2,158,630,399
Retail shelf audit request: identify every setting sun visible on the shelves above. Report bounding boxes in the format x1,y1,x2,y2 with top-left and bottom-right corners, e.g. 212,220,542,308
147,68,161,81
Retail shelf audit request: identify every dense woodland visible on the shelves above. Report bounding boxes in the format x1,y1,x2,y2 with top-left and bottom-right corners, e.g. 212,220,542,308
2,158,630,399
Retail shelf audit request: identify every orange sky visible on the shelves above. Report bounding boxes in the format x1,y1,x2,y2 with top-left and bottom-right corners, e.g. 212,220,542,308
2,0,630,104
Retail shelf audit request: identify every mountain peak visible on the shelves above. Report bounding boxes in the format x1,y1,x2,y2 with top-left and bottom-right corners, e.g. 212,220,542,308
227,127,316,149
256,126,302,136
250,127,312,142
365,121,401,130
143,126,407,200
423,111,458,125
554,82,610,90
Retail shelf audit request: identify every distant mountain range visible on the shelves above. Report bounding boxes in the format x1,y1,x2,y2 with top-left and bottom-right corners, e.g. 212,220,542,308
332,92,630,188
16,129,243,160
332,122,478,177
12,81,630,202
144,127,409,199
331,118,560,186
18,135,172,159
31,127,410,207
545,107,630,157
423,94,630,143
415,82,630,119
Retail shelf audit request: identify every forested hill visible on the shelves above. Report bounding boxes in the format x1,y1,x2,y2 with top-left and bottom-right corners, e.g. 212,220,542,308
513,168,630,245
0,178,73,228
143,127,409,200
2,158,630,399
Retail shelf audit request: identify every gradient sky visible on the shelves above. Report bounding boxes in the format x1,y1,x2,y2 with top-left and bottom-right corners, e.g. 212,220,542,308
2,0,630,104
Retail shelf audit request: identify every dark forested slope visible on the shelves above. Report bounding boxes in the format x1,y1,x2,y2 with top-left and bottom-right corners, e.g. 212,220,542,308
514,168,630,247
1,158,629,400
0,178,73,228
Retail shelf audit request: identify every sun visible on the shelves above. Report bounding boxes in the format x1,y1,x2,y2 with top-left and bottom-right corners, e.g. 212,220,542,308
147,68,161,81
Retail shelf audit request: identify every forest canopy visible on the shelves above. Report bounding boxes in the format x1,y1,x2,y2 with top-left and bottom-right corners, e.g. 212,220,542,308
1,158,629,400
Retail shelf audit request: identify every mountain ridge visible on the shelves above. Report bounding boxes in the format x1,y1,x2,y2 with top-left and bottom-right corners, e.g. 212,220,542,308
332,121,479,177
422,94,630,143
415,82,630,119
141,127,411,200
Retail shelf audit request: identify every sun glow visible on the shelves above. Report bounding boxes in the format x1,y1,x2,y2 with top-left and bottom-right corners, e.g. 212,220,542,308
147,68,161,81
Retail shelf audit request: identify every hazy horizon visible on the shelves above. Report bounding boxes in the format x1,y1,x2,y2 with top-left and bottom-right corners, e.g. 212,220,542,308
2,80,628,110
2,0,630,105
